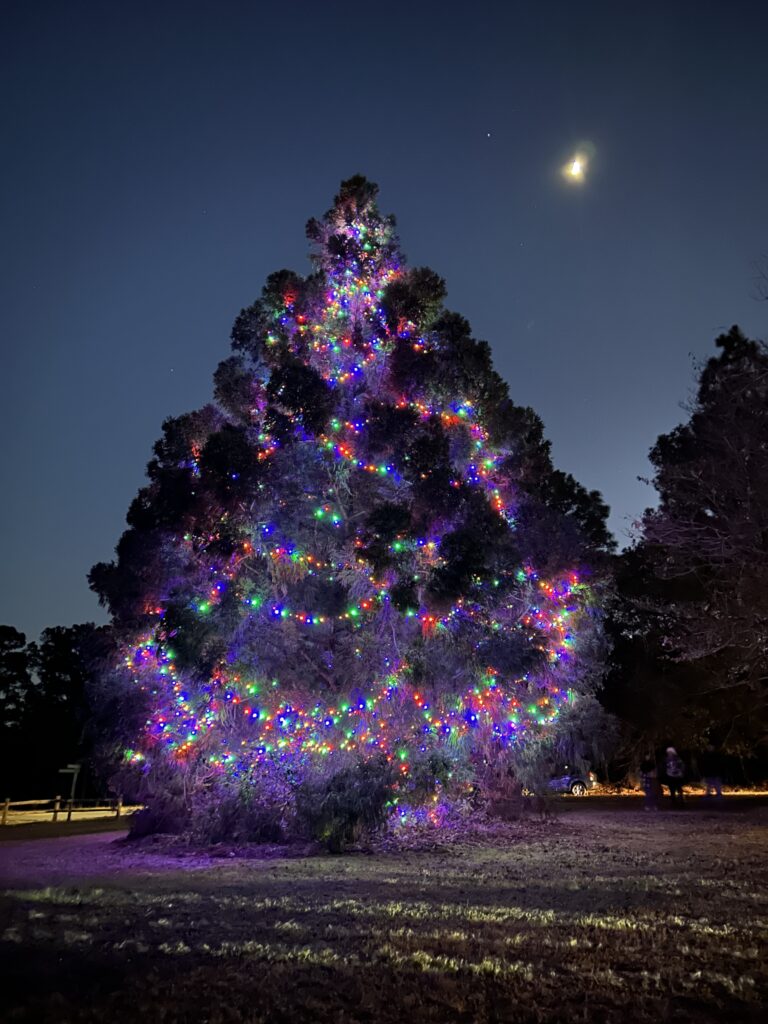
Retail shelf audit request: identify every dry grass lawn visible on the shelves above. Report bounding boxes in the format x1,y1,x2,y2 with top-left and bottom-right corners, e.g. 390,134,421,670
1,804,766,1023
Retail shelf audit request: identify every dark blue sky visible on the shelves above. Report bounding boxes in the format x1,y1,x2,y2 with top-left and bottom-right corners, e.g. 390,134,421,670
1,0,766,640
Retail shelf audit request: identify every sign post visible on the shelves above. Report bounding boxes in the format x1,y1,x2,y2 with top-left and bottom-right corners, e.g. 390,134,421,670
57,764,81,821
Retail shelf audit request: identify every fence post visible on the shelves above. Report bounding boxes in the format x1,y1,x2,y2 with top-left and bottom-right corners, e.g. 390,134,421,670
1,798,8,826
53,795,61,822
66,799,73,822
116,795,123,819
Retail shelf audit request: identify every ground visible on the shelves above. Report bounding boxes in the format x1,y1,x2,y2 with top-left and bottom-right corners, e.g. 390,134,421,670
1,805,140,828
1,802,766,1023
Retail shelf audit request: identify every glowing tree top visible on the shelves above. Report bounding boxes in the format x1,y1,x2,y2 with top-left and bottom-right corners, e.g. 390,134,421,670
91,177,612,794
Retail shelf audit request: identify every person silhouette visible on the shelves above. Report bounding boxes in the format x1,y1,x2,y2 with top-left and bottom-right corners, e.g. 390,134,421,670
665,747,685,806
639,756,659,811
700,743,724,801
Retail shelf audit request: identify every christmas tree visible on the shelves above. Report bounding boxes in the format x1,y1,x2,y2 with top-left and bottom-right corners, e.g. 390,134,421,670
91,177,612,833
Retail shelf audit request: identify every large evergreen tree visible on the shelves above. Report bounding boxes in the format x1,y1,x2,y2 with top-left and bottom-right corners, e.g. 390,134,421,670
91,178,611,825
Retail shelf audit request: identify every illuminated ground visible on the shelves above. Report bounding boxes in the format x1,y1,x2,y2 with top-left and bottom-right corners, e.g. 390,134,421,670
1,805,766,1023
2,806,141,828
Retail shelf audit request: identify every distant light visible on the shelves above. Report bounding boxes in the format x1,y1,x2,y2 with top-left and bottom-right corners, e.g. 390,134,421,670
562,150,589,184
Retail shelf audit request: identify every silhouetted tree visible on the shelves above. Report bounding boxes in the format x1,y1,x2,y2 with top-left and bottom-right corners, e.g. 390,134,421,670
0,625,33,731
613,328,768,754
0,623,109,798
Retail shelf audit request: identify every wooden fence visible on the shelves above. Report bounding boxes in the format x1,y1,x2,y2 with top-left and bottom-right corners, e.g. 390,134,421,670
1,795,126,825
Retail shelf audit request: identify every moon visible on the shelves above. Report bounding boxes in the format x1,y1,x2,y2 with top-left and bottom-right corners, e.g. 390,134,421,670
562,152,588,183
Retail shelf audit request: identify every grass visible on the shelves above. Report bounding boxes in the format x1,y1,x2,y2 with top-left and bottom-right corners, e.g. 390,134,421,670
0,804,766,1023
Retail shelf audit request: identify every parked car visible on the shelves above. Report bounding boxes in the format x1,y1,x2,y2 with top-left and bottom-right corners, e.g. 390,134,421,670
548,765,597,796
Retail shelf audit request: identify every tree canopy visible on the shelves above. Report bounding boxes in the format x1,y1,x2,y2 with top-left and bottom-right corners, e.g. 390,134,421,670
610,328,768,754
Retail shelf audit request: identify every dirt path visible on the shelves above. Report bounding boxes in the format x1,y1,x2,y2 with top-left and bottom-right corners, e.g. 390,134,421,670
0,829,273,886
0,831,128,885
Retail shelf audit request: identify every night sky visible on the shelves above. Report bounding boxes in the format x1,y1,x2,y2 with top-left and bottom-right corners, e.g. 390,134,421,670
2,1,766,640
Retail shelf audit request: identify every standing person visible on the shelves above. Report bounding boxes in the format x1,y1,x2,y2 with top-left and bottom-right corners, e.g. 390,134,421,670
639,756,659,811
699,743,724,801
665,747,686,806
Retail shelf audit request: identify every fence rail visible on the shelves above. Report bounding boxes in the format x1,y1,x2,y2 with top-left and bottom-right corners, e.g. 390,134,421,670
1,795,126,825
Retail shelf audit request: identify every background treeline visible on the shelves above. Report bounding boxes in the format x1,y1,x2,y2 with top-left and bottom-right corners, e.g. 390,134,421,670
0,624,115,799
